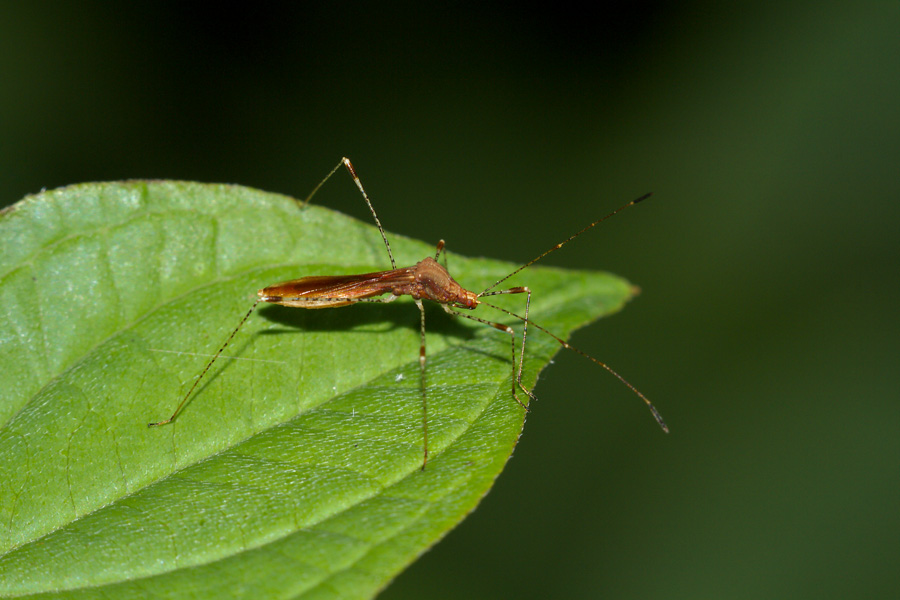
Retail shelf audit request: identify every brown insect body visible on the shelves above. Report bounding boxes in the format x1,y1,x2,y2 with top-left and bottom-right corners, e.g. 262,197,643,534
259,256,479,310
149,157,666,470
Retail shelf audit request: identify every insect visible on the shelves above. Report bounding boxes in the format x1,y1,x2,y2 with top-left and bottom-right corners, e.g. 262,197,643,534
149,158,668,468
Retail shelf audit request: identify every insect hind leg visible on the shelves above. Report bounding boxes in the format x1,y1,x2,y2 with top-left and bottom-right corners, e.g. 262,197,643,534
300,157,397,270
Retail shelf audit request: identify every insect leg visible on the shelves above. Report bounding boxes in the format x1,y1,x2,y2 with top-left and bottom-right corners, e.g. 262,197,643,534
441,303,536,410
149,298,262,427
322,294,428,469
415,299,428,470
300,160,344,208
478,287,533,402
300,157,397,269
340,158,397,269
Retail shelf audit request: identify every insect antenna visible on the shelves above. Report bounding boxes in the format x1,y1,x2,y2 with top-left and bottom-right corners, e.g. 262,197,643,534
480,193,651,295
472,192,665,431
478,298,669,433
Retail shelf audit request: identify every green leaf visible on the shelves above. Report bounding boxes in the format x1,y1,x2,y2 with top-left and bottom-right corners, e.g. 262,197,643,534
0,181,636,599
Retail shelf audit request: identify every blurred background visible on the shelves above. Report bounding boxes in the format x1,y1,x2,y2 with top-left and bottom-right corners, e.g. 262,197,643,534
2,2,897,598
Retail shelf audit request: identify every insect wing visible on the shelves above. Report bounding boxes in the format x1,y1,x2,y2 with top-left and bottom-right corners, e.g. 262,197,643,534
260,268,416,308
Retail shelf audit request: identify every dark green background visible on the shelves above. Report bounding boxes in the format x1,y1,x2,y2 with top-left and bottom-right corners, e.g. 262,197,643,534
2,2,897,598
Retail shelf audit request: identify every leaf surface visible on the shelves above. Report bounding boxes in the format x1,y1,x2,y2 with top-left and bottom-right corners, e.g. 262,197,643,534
0,182,635,598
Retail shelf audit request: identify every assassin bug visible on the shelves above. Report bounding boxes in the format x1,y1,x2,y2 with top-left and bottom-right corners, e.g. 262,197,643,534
149,158,668,468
